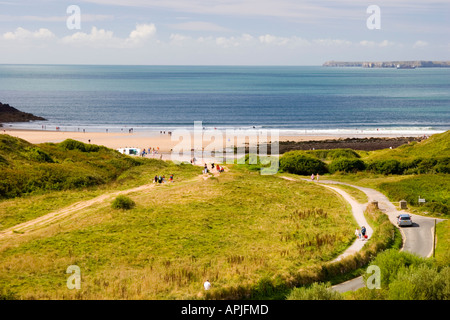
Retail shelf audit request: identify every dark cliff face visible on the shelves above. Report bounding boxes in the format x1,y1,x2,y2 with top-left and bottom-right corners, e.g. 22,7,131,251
0,102,46,125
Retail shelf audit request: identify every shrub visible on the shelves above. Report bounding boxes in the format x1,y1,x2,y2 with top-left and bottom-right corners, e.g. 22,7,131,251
328,158,366,173
363,249,430,288
286,282,343,300
422,202,449,215
280,152,328,175
366,159,402,175
112,195,136,210
59,139,100,153
25,147,54,163
327,149,361,160
388,265,450,300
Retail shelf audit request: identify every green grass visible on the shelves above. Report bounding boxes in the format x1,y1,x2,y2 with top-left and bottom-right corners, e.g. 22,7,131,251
366,131,450,161
0,189,102,231
332,184,369,204
0,165,357,300
0,136,200,230
435,220,450,267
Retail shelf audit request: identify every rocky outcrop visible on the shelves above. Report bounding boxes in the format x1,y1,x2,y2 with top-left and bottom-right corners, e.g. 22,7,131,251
0,102,46,126
323,60,450,68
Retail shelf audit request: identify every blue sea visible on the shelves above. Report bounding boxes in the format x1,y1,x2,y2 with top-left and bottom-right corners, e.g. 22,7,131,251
0,65,449,135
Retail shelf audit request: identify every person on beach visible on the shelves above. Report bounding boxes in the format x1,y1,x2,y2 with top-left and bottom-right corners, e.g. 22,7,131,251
311,173,315,181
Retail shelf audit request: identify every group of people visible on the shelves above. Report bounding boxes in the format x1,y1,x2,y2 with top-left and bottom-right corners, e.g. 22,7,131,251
203,163,225,174
311,173,320,181
142,147,160,157
355,226,368,240
154,174,174,184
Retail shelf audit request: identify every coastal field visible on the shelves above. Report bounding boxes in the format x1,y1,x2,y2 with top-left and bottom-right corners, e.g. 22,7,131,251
0,137,356,299
0,130,448,300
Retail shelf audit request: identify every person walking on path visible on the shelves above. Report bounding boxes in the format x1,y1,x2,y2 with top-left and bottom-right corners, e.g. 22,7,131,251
316,173,320,181
355,228,361,240
311,173,315,181
361,226,367,240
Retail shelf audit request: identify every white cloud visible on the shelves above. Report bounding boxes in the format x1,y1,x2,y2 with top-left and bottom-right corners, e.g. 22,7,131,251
359,40,395,48
127,23,156,42
314,39,352,46
379,40,395,47
61,23,156,47
413,40,428,48
61,26,115,45
3,27,55,40
258,34,311,47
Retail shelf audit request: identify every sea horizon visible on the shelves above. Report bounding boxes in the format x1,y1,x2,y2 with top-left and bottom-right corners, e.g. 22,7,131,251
1,64,449,135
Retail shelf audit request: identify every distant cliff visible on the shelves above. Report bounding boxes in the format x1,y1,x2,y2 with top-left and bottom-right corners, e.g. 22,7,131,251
323,60,450,68
0,102,46,126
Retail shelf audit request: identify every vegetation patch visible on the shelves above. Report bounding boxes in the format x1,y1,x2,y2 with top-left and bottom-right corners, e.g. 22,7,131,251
111,195,136,210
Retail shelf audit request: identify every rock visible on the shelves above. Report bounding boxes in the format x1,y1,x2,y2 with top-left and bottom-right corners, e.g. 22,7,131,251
0,102,46,126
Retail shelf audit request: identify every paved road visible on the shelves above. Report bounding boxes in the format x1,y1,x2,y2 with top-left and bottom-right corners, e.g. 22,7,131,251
283,177,444,293
321,179,445,293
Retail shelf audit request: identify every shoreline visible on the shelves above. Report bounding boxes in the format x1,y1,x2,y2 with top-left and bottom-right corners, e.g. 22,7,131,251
1,127,435,154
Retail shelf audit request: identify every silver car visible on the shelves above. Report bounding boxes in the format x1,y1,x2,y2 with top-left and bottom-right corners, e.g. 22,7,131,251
397,214,413,227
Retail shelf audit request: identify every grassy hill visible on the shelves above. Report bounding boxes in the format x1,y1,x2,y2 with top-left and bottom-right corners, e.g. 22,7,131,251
0,165,358,299
366,131,450,161
0,135,144,199
0,135,199,230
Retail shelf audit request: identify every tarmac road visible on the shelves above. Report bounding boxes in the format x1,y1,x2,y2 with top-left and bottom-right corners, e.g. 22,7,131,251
318,180,445,293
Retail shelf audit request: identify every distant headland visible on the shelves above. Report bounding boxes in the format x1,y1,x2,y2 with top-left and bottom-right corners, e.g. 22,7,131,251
323,60,450,68
0,102,46,126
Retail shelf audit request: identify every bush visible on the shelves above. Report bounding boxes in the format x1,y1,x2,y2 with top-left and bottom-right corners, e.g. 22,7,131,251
366,159,402,175
388,265,450,300
328,158,366,173
422,202,449,215
363,249,430,288
286,282,343,300
280,152,328,175
327,149,361,160
59,139,100,153
25,147,54,163
111,195,136,210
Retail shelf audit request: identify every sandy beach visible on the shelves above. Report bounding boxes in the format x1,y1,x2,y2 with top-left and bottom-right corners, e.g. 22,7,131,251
1,127,338,152
1,127,429,161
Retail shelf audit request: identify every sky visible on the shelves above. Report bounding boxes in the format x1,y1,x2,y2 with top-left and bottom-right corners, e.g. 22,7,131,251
0,0,449,65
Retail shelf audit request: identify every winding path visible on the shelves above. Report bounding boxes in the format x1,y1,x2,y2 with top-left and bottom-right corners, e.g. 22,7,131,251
281,176,445,293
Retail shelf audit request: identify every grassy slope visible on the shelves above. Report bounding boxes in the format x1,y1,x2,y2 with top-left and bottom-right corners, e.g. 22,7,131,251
0,166,356,299
0,135,200,230
365,130,450,161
